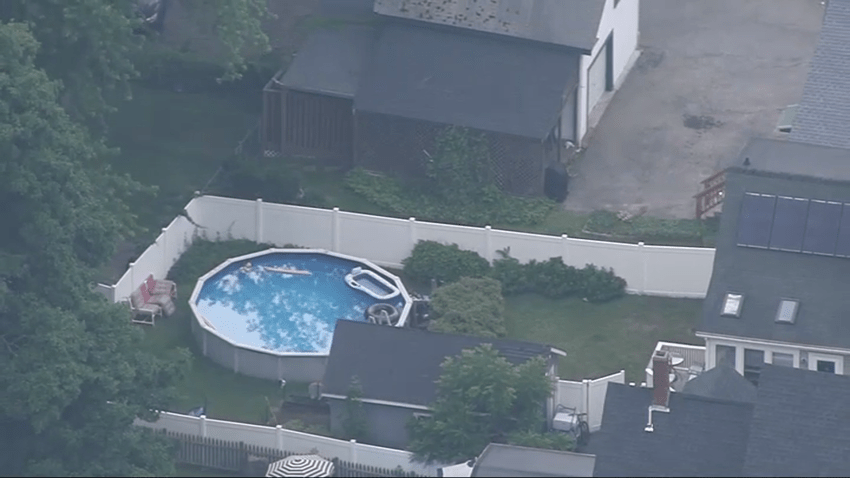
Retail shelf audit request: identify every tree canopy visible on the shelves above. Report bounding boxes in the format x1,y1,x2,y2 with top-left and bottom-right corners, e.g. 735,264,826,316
407,344,554,464
0,20,189,476
429,277,507,338
0,0,271,132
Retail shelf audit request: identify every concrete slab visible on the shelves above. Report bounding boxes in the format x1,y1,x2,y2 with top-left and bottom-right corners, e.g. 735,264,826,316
564,0,825,219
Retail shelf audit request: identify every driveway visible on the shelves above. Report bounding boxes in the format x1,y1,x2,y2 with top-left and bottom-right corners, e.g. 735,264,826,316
564,0,825,219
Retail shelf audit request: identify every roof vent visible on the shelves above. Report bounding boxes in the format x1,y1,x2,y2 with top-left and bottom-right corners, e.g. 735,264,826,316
775,299,799,324
722,293,744,317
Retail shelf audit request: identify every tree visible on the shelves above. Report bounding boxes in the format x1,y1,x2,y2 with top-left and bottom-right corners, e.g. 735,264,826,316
407,344,553,464
429,277,507,338
341,377,369,442
0,0,271,132
0,22,190,476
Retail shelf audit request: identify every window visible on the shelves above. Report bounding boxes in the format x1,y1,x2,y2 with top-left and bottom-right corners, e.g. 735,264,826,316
771,352,794,367
722,293,744,317
775,299,799,323
817,360,836,374
744,349,764,385
716,345,736,368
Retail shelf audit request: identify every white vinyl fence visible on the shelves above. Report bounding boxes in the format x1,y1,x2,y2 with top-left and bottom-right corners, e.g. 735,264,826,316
555,370,625,432
135,411,442,476
97,195,715,303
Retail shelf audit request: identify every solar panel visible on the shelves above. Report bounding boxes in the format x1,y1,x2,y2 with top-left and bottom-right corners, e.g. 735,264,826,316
769,196,810,252
737,193,776,248
802,200,842,255
836,204,850,257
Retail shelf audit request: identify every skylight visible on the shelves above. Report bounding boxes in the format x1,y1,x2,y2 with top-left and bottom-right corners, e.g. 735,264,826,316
722,293,743,317
776,299,799,324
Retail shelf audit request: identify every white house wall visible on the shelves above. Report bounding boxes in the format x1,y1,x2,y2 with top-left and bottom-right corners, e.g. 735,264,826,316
703,336,850,377
576,0,640,145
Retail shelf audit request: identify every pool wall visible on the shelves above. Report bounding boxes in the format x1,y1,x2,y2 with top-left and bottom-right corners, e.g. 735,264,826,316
189,248,412,383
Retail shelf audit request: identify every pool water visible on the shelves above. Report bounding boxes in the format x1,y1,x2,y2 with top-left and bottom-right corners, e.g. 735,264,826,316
195,253,406,354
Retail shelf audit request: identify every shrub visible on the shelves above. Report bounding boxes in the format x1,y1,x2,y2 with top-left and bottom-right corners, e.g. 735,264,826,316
506,431,575,452
402,240,490,285
429,277,506,338
167,239,276,284
490,249,626,303
281,419,333,438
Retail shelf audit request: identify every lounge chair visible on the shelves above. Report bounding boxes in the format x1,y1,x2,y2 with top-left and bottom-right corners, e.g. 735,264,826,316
146,274,177,299
141,281,175,317
125,286,162,325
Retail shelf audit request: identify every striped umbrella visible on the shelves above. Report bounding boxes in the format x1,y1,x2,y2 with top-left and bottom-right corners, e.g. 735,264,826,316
265,454,335,477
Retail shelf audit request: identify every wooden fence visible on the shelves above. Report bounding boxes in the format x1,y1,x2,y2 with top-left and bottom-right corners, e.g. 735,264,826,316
163,430,424,477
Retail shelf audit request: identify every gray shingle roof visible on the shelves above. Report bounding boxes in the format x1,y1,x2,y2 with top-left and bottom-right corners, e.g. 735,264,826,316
586,384,754,477
698,139,850,350
789,0,850,149
372,0,605,52
354,22,579,139
744,365,850,477
322,320,559,407
472,444,595,477
682,365,758,404
280,25,378,98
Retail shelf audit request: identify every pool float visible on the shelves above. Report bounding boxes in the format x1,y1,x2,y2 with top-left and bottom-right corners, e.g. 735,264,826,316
262,266,312,275
366,303,400,325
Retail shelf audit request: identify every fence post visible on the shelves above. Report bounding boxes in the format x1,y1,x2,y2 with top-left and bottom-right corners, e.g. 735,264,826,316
332,207,341,252
109,284,117,304
484,225,493,263
161,227,169,273
561,234,570,265
349,439,358,465
128,261,137,293
200,415,207,437
408,217,417,249
275,425,283,450
638,241,647,294
256,198,264,243
581,379,591,415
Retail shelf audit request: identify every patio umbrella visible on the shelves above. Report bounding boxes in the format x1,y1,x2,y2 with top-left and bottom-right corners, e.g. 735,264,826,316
265,454,335,477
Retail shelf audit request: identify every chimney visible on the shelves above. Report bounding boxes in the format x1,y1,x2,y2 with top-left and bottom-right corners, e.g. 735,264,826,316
652,350,671,408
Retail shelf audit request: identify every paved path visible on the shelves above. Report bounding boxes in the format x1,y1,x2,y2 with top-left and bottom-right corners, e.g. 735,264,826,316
564,0,824,219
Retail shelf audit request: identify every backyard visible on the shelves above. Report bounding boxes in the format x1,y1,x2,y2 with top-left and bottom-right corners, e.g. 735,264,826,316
107,84,706,425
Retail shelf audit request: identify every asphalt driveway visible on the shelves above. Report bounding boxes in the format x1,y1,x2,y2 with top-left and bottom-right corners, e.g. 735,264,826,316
564,0,825,219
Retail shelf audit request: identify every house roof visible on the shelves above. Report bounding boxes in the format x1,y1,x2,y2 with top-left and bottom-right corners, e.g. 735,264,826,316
789,0,850,149
682,365,758,404
471,443,595,477
354,22,580,139
320,0,377,20
698,139,850,350
321,320,560,407
279,25,378,98
586,383,754,477
372,0,605,52
743,365,850,477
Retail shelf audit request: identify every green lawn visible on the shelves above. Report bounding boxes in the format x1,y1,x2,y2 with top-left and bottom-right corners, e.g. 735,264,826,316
108,85,256,235
504,294,703,383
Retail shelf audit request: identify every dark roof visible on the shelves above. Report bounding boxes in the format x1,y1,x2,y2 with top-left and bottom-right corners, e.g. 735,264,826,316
698,139,850,349
682,365,758,404
322,320,560,407
320,0,377,20
587,384,753,477
471,444,595,477
354,22,579,139
789,0,850,149
372,0,605,52
744,364,850,477
280,25,378,98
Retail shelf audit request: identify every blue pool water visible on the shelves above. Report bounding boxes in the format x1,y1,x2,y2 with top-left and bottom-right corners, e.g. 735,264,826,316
195,253,406,354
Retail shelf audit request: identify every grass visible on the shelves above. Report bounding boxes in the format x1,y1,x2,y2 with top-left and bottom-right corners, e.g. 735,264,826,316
175,465,238,477
108,84,257,236
503,294,703,383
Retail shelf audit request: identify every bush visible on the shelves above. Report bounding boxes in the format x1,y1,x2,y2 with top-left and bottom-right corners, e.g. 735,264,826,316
219,157,302,204
491,249,626,303
281,419,333,438
167,239,277,284
506,431,575,452
429,277,506,338
584,210,709,245
402,240,490,285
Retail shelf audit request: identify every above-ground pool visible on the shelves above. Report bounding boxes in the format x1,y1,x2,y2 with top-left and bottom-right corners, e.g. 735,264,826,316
189,249,411,382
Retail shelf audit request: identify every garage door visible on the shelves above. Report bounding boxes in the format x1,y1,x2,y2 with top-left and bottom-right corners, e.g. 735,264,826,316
587,43,608,115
